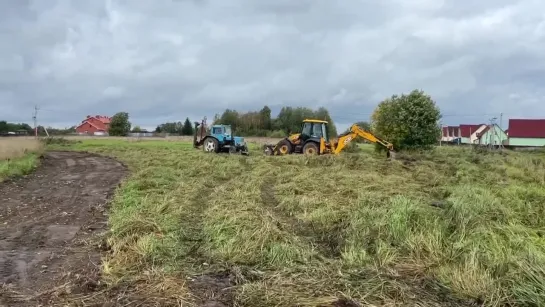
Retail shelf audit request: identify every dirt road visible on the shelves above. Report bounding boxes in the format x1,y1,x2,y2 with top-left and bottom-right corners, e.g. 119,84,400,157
0,151,127,306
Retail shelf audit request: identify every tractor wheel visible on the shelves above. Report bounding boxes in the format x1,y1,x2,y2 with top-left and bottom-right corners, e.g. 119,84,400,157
274,139,292,155
203,137,219,153
303,142,319,155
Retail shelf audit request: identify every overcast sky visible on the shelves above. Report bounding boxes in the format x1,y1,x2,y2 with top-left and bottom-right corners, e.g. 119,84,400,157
1,0,545,132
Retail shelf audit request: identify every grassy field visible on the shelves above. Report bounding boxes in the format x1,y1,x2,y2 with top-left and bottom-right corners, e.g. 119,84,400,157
0,138,44,182
46,138,545,306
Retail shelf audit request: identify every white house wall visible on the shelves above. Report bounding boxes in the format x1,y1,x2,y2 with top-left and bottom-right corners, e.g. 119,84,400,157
470,125,487,144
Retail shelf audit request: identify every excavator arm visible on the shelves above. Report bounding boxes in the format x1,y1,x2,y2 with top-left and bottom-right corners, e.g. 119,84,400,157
332,124,395,157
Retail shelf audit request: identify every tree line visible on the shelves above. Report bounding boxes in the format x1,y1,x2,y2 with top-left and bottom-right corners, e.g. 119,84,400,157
2,89,442,150
210,105,338,138
154,118,194,135
150,106,339,138
0,121,32,134
0,121,76,136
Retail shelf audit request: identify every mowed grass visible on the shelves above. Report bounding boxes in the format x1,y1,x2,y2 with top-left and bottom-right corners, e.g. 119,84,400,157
0,138,44,182
48,139,545,306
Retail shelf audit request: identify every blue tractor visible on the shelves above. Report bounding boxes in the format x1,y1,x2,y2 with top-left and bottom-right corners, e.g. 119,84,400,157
193,120,249,155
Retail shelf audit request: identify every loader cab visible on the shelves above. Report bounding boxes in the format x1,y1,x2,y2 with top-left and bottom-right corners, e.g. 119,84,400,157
300,119,329,143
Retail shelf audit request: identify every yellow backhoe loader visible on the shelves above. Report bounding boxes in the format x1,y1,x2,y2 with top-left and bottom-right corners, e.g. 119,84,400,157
263,119,395,158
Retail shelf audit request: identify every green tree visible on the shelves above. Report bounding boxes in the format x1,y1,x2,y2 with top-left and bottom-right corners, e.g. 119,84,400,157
0,121,8,133
355,121,371,131
274,106,316,134
273,106,294,133
343,121,371,143
109,112,131,136
181,117,194,135
132,125,142,132
209,106,338,137
212,113,220,124
259,105,272,130
158,122,176,134
175,121,183,134
371,89,442,150
218,109,240,131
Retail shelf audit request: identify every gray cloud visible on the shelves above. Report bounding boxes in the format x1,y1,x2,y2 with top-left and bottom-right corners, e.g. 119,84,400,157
1,0,545,131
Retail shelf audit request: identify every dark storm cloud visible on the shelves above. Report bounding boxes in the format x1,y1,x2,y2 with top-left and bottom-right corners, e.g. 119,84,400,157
1,0,544,130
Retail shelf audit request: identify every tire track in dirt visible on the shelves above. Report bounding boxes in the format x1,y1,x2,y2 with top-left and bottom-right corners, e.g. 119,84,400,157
183,156,258,307
0,151,127,306
260,175,344,259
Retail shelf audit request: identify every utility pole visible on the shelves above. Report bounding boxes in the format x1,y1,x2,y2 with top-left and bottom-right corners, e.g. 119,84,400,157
499,113,504,151
32,105,39,138
489,117,497,151
439,121,442,146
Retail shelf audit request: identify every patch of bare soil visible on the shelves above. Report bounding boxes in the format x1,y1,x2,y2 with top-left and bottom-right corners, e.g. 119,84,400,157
0,151,127,306
187,271,235,307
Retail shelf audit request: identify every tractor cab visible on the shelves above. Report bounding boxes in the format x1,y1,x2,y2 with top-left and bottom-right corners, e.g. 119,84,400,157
211,124,233,139
299,119,329,143
210,124,245,147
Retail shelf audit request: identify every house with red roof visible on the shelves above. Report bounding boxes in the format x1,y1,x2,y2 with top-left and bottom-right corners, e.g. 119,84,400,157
476,124,508,146
506,119,545,146
441,126,461,142
459,124,487,144
75,115,112,135
441,124,487,144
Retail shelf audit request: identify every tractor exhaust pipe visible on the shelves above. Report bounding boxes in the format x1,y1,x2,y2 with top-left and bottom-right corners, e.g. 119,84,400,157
193,121,201,148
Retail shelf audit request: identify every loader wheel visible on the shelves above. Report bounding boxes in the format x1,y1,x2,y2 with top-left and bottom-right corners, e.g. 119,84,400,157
203,137,219,153
274,139,292,155
303,142,319,155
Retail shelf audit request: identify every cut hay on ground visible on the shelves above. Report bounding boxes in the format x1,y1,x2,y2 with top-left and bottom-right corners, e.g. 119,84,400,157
44,140,545,306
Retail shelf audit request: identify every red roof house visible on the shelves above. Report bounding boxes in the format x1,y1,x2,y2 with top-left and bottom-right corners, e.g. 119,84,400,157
508,119,545,138
441,126,461,140
507,119,545,146
75,115,112,135
459,124,484,138
441,124,487,144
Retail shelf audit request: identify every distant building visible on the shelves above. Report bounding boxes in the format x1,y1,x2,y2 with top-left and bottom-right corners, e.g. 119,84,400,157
75,115,112,135
0,130,29,137
441,124,486,144
477,124,508,146
441,126,461,143
459,124,485,144
507,119,545,147
128,130,155,137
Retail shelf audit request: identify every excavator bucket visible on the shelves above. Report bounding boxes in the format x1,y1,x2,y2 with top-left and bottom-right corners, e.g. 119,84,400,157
387,150,396,159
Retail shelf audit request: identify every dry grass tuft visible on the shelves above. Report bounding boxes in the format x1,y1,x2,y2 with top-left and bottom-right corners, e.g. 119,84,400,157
0,137,44,181
0,138,43,160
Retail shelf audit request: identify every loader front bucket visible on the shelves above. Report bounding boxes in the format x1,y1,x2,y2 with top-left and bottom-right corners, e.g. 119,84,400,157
241,145,250,156
263,144,275,156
